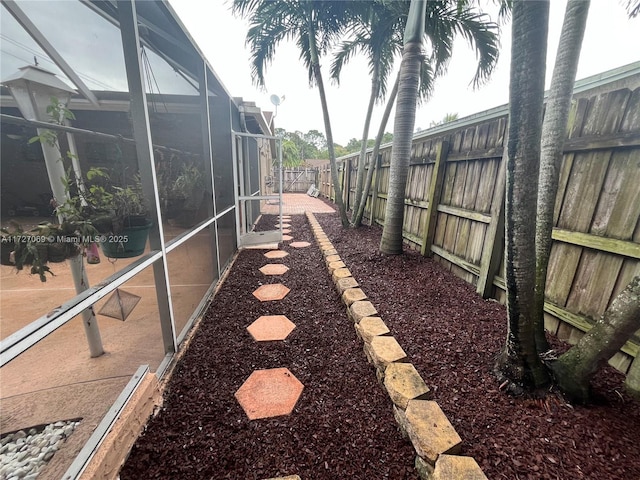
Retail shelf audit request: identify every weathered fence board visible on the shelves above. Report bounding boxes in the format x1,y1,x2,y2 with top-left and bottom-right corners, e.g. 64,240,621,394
318,66,640,374
277,167,319,193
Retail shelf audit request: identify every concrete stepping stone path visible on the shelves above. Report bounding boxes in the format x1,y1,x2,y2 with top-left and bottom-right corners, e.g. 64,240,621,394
259,264,290,275
234,368,304,420
247,315,296,341
289,241,311,248
252,284,290,302
264,250,289,259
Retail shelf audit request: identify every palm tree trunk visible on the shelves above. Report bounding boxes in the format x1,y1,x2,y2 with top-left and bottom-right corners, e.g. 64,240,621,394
353,72,399,228
307,23,349,226
551,275,640,403
379,40,422,255
495,0,550,392
351,64,380,225
534,0,590,354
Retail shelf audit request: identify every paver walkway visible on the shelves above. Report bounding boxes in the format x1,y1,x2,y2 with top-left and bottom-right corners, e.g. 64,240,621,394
234,220,315,479
236,220,313,424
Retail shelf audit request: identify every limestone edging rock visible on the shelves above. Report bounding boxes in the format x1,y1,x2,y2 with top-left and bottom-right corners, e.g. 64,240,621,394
306,212,486,479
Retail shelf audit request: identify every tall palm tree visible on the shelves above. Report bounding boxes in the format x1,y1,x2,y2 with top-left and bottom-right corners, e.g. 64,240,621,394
330,1,404,227
534,0,590,354
494,0,550,393
231,0,354,226
379,0,428,254
335,0,500,229
378,0,499,252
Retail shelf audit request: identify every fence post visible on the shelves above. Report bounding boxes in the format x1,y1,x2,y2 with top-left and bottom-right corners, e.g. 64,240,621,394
476,150,507,298
345,158,352,210
420,140,449,256
368,153,383,226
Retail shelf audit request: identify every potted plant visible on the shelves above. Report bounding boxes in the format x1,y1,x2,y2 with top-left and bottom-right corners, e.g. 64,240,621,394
168,163,205,228
3,222,52,281
59,167,152,259
0,227,16,266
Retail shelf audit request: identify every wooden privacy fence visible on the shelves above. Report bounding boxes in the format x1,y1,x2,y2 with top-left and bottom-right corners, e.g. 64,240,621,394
319,63,640,375
275,167,319,193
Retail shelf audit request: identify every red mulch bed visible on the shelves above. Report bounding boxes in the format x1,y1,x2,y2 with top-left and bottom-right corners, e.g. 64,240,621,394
316,211,640,480
121,210,640,480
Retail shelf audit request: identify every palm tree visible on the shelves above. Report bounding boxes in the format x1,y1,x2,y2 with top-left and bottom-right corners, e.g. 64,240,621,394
534,0,591,354
330,1,404,227
379,0,428,254
378,1,500,252
231,0,353,226
494,0,551,393
336,1,500,229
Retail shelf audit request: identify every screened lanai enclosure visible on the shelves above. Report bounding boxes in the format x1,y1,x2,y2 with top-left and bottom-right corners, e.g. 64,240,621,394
0,1,281,477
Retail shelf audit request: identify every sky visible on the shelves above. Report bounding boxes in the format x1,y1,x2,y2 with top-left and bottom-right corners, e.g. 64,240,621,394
167,0,640,146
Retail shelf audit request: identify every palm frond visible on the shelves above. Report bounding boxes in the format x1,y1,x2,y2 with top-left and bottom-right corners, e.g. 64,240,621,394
330,38,364,82
626,0,640,17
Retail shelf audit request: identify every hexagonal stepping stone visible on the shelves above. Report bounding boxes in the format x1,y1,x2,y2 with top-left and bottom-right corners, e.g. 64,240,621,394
235,368,304,420
259,264,290,276
384,363,431,409
247,315,296,341
253,283,290,301
336,276,359,294
282,229,291,234
282,235,293,241
398,400,462,464
290,241,311,248
275,223,291,229
341,287,367,306
264,250,289,259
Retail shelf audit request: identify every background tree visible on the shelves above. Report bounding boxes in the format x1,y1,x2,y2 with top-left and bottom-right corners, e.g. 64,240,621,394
494,0,550,393
303,129,327,153
429,112,459,127
534,0,590,353
281,139,302,167
232,0,353,225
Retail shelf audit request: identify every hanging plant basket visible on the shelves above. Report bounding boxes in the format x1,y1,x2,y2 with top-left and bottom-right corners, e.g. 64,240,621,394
47,242,80,263
100,219,152,259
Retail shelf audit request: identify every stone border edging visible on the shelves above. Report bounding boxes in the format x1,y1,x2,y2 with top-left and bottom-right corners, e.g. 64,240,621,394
306,213,487,480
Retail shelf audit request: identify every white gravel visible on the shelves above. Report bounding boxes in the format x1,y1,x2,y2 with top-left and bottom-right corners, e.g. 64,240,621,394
0,420,80,479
